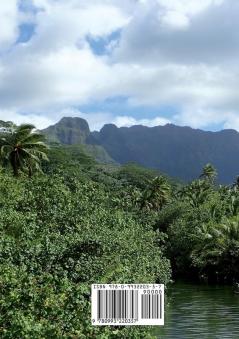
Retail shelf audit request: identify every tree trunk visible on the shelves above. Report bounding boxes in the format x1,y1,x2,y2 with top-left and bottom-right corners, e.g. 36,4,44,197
28,166,32,178
10,151,19,177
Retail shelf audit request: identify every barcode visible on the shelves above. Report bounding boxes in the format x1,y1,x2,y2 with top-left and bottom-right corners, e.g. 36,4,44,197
97,290,138,320
91,284,164,326
141,294,162,319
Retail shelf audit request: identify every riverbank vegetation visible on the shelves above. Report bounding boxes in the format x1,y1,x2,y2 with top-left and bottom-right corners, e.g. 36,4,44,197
0,125,239,337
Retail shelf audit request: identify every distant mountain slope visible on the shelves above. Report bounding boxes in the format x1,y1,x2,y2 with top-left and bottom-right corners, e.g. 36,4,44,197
42,117,90,144
42,117,115,164
38,116,239,183
89,123,239,183
3,116,239,182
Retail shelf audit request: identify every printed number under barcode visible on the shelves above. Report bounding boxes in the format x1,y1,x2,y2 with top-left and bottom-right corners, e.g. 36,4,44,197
91,284,164,326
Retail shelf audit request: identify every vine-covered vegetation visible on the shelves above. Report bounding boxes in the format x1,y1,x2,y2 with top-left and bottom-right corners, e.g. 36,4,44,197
1,126,239,338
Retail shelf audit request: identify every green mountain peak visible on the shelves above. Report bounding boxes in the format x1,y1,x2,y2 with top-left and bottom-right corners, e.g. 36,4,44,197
42,116,90,145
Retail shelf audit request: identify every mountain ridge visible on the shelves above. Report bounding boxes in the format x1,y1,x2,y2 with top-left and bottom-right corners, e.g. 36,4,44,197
3,116,239,183
40,116,239,183
42,117,90,144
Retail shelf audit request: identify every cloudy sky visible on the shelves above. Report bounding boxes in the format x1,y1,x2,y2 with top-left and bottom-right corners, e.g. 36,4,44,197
0,0,238,131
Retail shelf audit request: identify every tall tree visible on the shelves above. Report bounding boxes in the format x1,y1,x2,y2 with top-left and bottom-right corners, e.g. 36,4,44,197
191,217,239,282
0,124,49,177
200,163,217,183
232,176,239,189
178,179,211,208
141,176,171,211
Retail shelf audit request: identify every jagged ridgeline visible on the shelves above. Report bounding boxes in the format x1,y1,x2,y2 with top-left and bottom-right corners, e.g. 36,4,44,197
42,117,239,184
0,118,172,338
1,117,239,338
42,117,90,144
42,117,115,165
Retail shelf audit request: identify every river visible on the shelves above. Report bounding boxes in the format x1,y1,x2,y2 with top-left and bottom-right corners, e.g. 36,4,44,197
155,282,239,339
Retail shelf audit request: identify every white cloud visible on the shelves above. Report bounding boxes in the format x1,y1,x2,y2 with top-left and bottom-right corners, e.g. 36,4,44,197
0,108,169,132
0,44,114,110
55,109,114,131
0,0,239,132
112,115,170,128
173,108,239,133
31,1,130,53
160,10,190,29
223,114,239,131
114,0,236,65
157,0,224,17
0,1,18,48
0,109,54,129
0,0,132,112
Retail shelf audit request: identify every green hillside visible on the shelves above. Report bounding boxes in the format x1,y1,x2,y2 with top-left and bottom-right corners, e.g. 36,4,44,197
42,117,116,165
1,123,239,337
91,123,239,184
42,117,239,184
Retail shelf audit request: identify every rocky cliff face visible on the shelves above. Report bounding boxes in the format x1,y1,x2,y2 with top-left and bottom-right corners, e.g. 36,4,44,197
42,117,90,144
90,123,239,183
42,117,239,183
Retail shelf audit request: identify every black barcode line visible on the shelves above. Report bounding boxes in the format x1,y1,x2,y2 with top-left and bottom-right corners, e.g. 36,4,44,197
141,294,162,319
97,290,138,320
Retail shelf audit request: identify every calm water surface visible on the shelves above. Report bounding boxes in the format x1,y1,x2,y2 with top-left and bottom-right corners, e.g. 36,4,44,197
155,282,239,339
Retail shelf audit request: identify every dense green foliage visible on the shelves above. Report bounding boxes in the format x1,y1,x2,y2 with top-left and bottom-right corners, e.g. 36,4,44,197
0,146,171,338
1,134,239,338
163,166,239,283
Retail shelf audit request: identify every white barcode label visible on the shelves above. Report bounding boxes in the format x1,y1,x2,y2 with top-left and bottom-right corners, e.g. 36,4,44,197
91,284,164,326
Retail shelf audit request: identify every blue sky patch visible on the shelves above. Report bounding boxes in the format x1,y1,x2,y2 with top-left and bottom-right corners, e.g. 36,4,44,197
87,30,121,56
17,23,36,44
80,96,178,121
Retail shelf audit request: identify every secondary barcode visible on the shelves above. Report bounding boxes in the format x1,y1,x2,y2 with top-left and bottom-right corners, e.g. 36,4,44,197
97,290,138,320
92,284,164,326
141,294,162,319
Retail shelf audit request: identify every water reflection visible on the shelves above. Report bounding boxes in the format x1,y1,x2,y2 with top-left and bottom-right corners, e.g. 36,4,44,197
155,282,239,339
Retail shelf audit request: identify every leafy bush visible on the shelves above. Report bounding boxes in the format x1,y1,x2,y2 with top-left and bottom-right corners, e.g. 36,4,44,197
0,170,170,338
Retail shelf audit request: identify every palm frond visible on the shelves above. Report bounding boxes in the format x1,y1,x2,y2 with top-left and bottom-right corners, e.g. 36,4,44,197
0,145,13,158
21,132,47,144
14,124,36,144
23,141,49,151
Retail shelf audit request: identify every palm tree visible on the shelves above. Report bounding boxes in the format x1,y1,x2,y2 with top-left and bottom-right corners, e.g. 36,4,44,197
141,176,171,211
232,176,239,189
191,217,239,282
177,179,210,208
200,163,217,183
0,124,49,177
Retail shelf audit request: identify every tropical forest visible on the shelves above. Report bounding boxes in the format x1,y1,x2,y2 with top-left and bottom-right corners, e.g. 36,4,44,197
0,121,239,338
